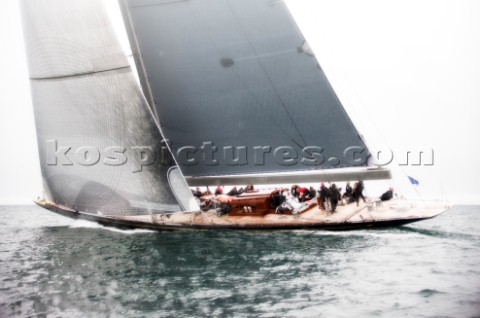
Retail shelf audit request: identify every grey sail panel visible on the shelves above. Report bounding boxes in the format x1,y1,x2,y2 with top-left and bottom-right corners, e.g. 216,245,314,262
21,0,199,215
21,0,128,79
123,0,382,181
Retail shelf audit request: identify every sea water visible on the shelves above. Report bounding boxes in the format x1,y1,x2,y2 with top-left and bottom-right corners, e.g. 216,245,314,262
0,205,479,317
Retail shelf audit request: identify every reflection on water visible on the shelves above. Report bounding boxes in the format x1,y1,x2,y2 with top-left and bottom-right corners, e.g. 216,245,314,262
0,205,479,317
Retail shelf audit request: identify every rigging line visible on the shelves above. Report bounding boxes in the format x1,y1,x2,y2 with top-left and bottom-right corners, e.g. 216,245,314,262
323,46,418,198
29,65,131,81
186,3,303,151
328,61,391,154
225,0,308,148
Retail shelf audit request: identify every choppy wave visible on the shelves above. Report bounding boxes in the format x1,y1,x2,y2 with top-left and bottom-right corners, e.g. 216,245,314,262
0,205,479,317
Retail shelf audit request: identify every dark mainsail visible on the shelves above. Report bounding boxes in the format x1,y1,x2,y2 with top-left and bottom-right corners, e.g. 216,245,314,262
20,0,198,215
121,0,390,185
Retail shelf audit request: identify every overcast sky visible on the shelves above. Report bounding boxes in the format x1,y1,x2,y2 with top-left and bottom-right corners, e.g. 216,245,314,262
0,0,479,204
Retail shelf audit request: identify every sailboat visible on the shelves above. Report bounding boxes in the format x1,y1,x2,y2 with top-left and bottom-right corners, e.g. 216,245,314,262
21,0,449,230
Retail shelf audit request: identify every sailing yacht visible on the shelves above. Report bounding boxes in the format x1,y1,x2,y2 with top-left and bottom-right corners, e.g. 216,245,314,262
20,0,449,230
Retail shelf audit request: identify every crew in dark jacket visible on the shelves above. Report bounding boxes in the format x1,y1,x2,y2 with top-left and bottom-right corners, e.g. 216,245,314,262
228,187,239,196
353,181,366,206
298,187,312,203
192,187,202,198
380,187,394,201
309,186,317,199
319,183,329,210
343,181,353,203
329,184,341,212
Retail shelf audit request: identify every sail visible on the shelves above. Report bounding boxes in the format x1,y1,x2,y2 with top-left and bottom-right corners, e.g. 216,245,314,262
120,0,390,185
20,0,199,215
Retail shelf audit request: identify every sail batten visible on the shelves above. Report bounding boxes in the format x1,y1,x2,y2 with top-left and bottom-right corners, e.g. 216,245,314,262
28,65,132,81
